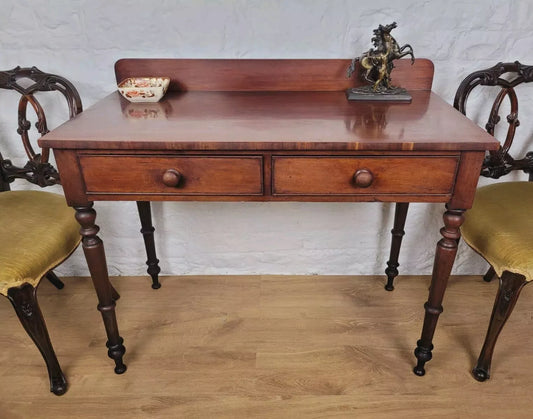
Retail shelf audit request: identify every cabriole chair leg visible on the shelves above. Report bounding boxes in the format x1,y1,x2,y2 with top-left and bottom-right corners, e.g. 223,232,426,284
7,283,67,395
473,271,528,381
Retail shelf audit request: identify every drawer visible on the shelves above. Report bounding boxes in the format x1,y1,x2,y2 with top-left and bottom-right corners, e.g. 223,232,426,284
272,156,458,195
79,155,263,195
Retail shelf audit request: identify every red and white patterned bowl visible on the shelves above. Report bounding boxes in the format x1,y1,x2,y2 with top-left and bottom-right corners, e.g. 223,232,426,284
117,77,170,102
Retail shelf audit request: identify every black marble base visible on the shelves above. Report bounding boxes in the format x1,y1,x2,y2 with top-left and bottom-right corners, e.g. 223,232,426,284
346,86,412,102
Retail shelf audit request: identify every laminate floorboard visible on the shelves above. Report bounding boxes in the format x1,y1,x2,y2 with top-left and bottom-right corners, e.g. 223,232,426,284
0,275,531,418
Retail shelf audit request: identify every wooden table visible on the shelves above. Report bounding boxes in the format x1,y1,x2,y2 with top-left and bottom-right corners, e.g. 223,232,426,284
40,58,498,378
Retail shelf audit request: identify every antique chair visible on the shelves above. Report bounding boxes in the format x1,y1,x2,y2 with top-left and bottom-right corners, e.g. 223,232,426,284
0,66,83,395
453,61,533,381
0,66,163,395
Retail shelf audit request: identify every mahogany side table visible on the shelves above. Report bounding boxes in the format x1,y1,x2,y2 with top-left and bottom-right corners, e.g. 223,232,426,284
39,58,499,377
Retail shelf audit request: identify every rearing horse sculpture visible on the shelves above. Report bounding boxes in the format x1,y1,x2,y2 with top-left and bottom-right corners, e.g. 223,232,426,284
347,22,415,92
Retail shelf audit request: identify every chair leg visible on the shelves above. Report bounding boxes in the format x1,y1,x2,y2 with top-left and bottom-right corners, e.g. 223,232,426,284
385,202,409,291
7,283,67,395
45,271,65,289
136,201,161,289
110,283,121,301
472,271,528,382
526,155,533,181
483,266,496,282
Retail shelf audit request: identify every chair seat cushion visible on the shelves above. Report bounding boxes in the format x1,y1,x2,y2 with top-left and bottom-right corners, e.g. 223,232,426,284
461,182,533,281
0,190,80,295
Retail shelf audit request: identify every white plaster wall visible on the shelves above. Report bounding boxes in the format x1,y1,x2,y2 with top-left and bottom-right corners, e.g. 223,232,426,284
1,0,532,278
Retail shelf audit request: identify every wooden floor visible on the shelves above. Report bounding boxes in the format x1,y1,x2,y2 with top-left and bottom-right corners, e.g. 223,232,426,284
1,275,532,418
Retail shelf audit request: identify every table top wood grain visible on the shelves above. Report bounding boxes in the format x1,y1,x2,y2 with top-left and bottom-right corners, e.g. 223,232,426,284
40,89,498,152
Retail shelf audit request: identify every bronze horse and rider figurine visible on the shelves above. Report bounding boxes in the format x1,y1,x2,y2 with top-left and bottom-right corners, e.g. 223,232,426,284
346,22,415,101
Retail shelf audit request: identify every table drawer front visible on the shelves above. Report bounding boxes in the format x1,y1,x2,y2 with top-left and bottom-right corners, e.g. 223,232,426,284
272,156,458,195
80,155,263,195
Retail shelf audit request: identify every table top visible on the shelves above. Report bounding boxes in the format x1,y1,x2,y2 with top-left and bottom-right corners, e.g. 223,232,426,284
41,90,498,152
39,58,498,152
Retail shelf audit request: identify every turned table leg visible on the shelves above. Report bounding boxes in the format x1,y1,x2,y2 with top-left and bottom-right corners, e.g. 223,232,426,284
413,207,464,376
385,202,409,291
136,201,161,289
75,204,127,374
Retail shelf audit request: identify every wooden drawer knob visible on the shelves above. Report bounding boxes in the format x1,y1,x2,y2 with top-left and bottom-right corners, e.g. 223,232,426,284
162,169,182,187
353,169,374,188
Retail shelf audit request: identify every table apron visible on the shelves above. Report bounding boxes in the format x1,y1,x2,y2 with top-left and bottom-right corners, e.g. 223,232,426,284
53,149,484,207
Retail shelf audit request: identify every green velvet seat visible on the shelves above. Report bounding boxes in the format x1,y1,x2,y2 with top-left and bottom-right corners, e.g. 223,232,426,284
0,191,80,296
459,180,533,381
462,182,533,281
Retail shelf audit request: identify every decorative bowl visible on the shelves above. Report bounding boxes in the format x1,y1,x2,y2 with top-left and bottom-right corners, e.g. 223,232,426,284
117,77,170,102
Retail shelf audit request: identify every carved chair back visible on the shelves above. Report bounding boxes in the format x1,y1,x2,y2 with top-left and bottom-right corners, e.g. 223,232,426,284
453,61,533,180
0,66,82,191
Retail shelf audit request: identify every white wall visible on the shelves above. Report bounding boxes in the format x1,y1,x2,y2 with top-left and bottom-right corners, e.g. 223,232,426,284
1,0,532,278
